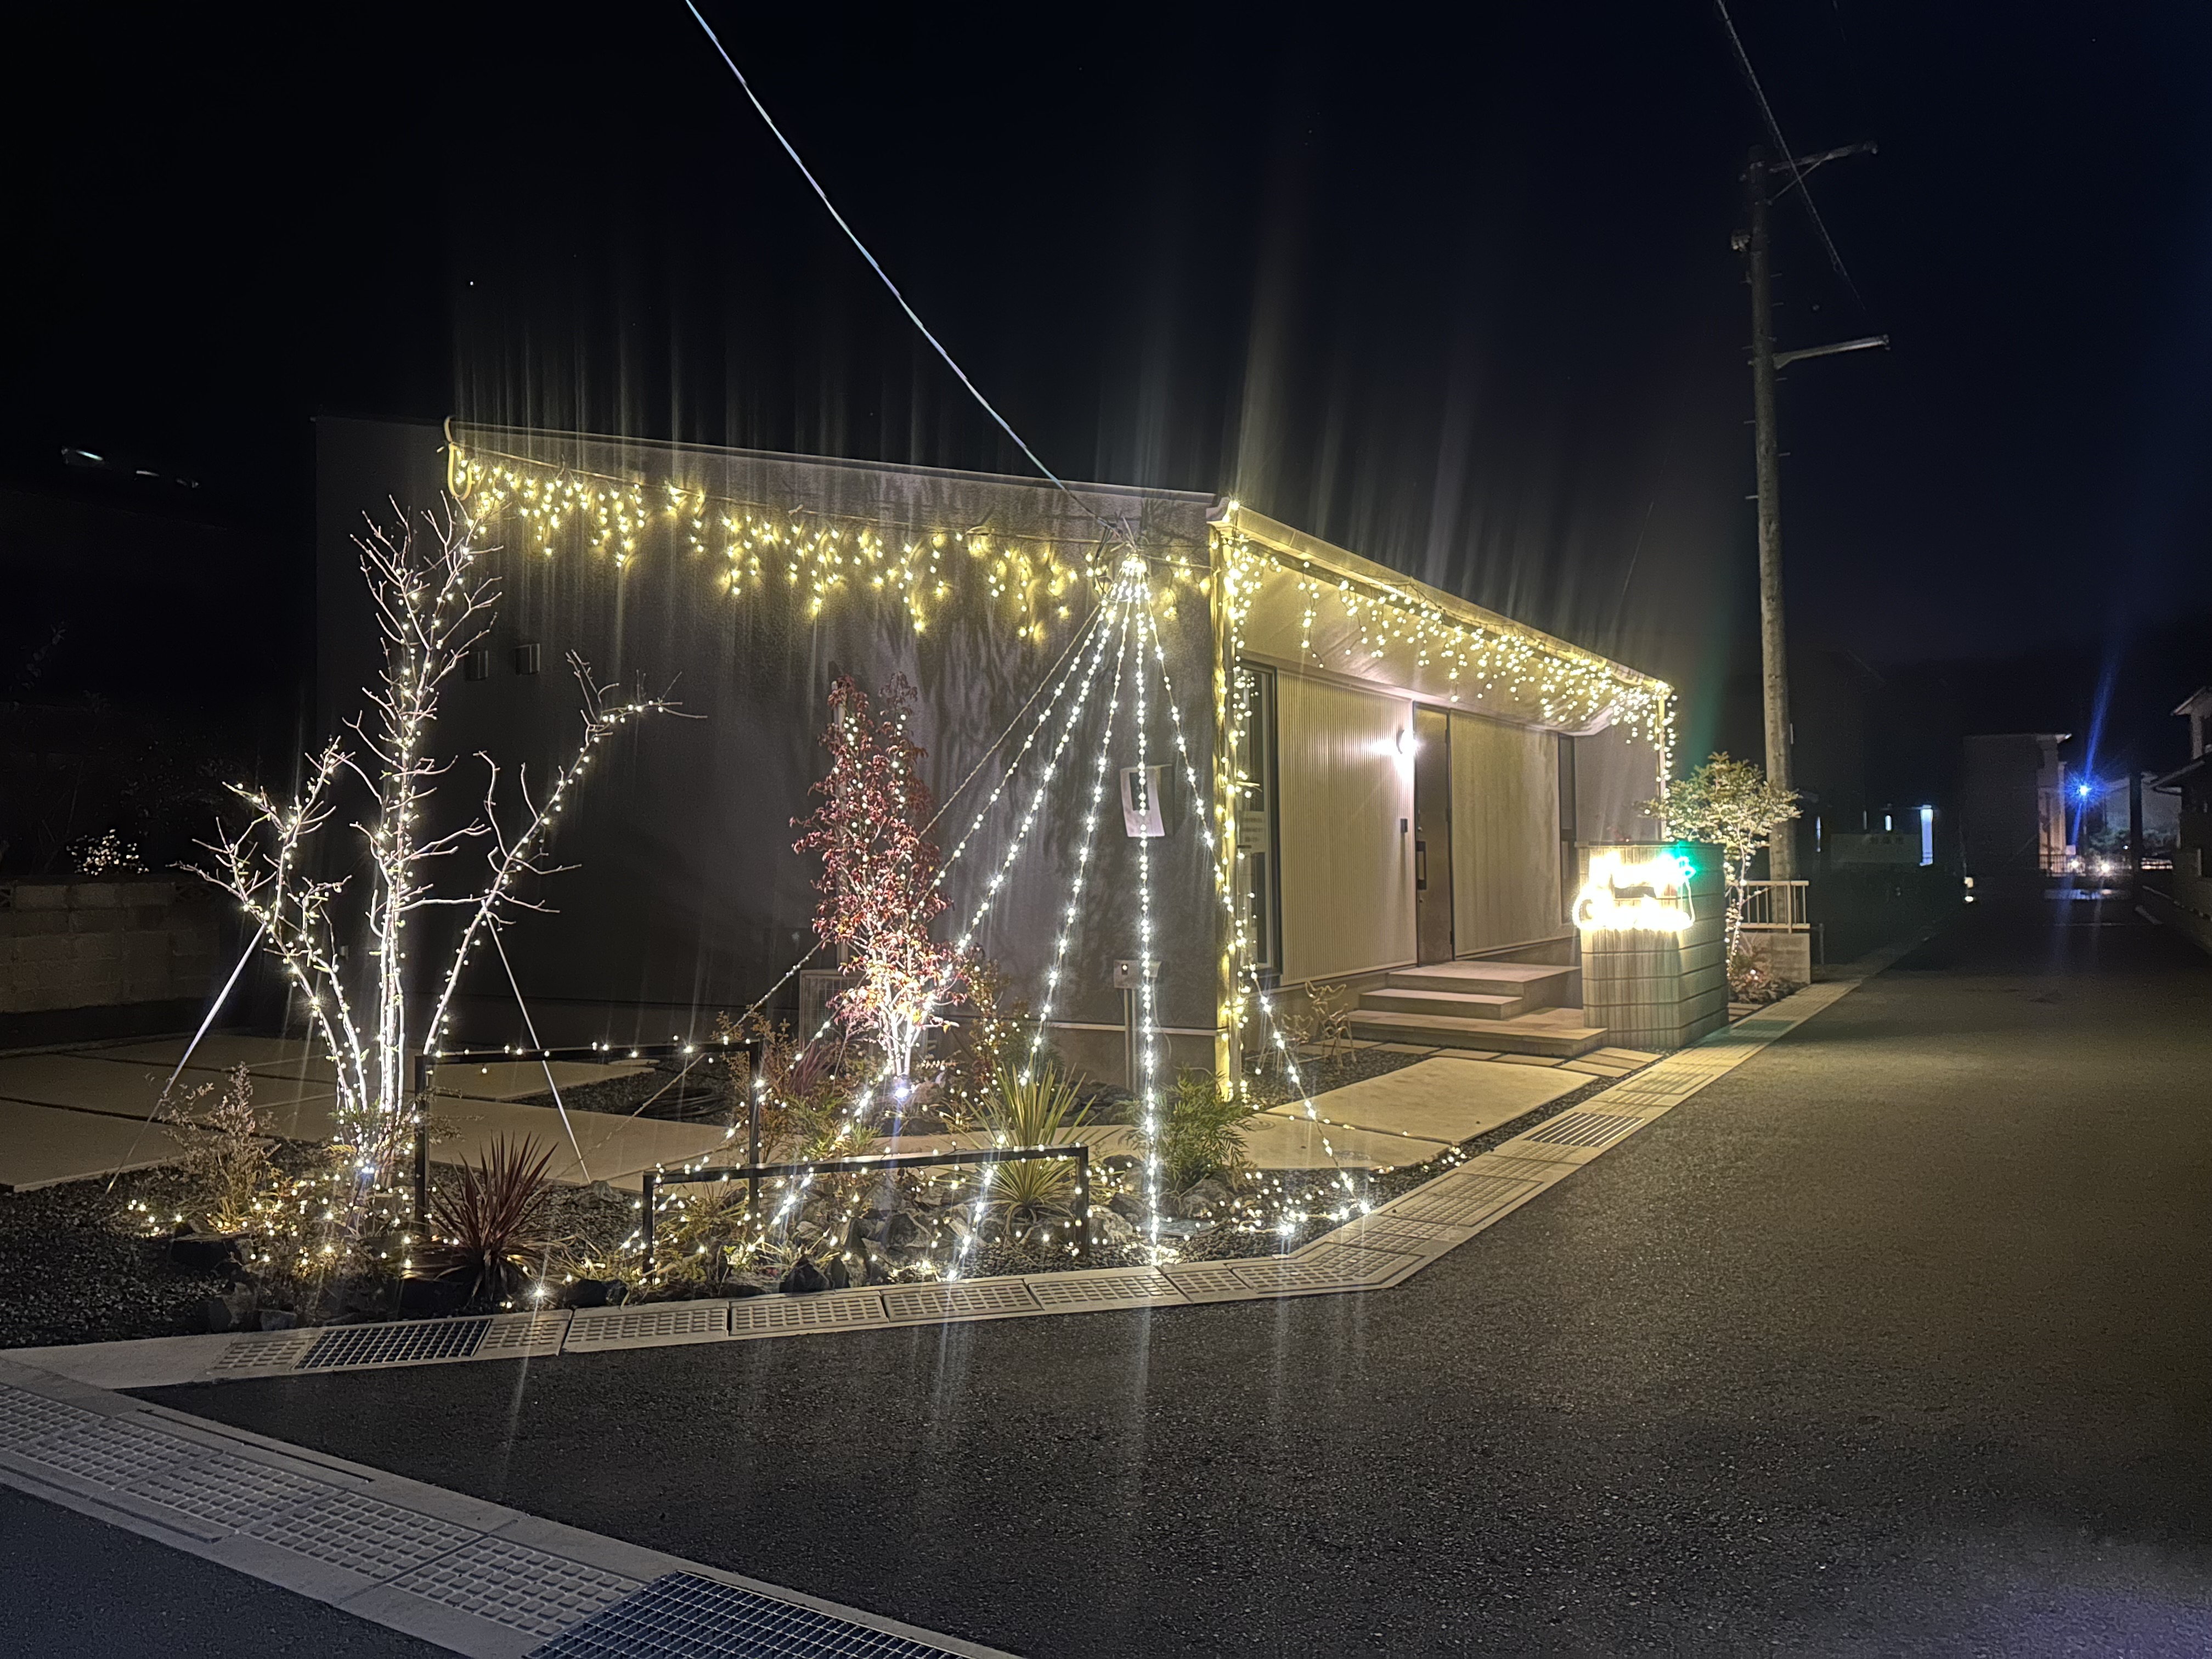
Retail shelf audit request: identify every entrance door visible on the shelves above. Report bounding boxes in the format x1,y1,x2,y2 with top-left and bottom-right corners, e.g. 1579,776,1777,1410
1413,706,1454,963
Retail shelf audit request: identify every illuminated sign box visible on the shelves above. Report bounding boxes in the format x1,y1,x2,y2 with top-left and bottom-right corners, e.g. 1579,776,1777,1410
1574,847,1697,934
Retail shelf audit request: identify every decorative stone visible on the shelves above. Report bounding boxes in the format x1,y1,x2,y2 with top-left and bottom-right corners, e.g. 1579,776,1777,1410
881,1211,929,1249
257,1308,298,1331
1176,1178,1236,1218
169,1232,244,1272
780,1258,828,1295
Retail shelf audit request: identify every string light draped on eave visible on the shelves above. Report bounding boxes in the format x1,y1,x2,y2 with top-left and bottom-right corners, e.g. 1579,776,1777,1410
448,445,1112,643
1214,527,1677,780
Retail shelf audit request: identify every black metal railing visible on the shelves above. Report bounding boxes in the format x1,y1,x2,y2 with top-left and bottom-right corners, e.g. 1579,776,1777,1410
641,1142,1093,1271
410,1036,765,1223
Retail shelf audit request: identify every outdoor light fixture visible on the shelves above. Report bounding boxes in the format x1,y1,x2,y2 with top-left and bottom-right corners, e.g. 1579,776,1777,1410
1573,848,1696,933
2076,781,2094,799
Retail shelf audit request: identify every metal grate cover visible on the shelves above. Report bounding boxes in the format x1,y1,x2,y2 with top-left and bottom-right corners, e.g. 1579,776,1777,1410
480,1312,571,1356
729,1291,886,1337
567,1302,730,1349
206,1331,319,1374
1523,1110,1646,1149
389,1533,640,1637
301,1317,489,1370
1389,1173,1542,1227
1024,1268,1183,1310
530,1571,969,1658
1291,1243,1417,1286
881,1280,1039,1322
247,1488,478,1580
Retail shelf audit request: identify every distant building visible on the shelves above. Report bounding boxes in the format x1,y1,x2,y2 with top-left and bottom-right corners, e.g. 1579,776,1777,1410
1960,732,2070,883
2147,689,2212,953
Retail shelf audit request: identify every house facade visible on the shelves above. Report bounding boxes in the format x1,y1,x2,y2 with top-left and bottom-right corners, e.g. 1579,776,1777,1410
315,420,1672,1078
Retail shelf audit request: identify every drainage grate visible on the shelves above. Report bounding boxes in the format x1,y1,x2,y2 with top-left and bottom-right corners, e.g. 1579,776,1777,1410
530,1571,969,1658
1389,1173,1542,1227
479,1312,571,1356
567,1302,730,1350
0,1386,101,1447
300,1317,489,1371
1024,1268,1183,1310
23,1417,203,1487
1229,1257,1353,1294
729,1291,885,1338
388,1534,640,1637
206,1331,319,1374
1327,1214,1465,1248
881,1280,1039,1322
247,1488,478,1580
1522,1110,1646,1149
1160,1262,1255,1301
125,1452,332,1532
1291,1243,1418,1286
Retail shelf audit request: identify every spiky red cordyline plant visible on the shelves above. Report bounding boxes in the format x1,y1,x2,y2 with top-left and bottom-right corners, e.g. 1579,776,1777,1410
792,674,966,1078
426,1135,557,1306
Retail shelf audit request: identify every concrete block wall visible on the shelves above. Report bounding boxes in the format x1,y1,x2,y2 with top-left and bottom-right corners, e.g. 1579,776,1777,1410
1577,844,1728,1049
0,879,220,1014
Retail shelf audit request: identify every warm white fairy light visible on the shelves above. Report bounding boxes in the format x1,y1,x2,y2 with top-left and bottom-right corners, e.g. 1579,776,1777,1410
1024,593,1133,1081
452,445,1094,640
202,504,670,1190
1122,557,1167,1252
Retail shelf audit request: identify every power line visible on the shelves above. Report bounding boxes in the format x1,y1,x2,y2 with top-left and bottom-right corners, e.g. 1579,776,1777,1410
1711,0,1868,315
679,1,1128,548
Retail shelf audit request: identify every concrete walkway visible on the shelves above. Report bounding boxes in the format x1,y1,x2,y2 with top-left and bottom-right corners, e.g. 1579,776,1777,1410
0,1030,1663,1193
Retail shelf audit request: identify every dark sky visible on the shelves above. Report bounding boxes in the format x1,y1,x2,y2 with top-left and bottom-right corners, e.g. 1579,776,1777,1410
10,3,2212,747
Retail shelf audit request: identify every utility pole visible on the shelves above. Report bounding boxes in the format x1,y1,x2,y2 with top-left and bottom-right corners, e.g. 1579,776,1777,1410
1733,140,1885,881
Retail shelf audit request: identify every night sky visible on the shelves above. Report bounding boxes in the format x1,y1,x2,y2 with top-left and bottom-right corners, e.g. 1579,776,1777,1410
10,3,2211,764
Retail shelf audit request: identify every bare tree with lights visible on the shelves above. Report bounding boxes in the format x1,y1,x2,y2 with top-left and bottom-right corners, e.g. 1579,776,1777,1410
792,673,965,1084
1644,751,1801,952
198,500,670,1193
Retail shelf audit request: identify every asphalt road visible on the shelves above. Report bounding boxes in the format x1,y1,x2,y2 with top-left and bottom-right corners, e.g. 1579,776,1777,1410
127,902,2212,1655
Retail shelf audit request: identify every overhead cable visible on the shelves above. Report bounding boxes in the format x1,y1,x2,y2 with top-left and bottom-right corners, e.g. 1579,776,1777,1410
1711,0,1869,315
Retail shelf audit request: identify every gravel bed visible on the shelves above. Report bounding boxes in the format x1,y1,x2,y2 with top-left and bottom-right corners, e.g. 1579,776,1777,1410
0,1053,1644,1347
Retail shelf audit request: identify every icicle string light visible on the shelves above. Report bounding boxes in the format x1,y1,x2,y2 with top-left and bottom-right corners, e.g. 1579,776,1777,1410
452,447,1102,641
1213,527,1675,780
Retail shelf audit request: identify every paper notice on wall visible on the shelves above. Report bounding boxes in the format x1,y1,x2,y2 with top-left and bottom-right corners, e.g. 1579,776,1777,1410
1120,764,1166,838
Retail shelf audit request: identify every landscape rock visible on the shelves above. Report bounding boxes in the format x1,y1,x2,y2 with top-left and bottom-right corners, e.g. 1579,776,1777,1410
1176,1178,1237,1219
169,1232,244,1273
1108,1191,1146,1221
780,1258,828,1295
257,1308,297,1331
881,1211,929,1249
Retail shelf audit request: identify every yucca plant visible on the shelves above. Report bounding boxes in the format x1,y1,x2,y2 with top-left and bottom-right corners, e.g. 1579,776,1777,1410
978,1063,1091,1232
424,1136,557,1306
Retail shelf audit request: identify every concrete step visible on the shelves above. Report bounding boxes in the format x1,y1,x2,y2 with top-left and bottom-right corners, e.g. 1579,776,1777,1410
1359,987,1527,1020
1346,1008,1608,1059
1385,961,1577,1006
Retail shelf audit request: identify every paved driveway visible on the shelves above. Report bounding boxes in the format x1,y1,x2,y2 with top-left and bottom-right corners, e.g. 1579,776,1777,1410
137,904,2212,1655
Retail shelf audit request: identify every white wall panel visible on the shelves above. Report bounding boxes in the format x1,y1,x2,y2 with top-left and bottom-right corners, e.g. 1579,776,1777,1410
1449,714,1563,952
1276,677,1414,984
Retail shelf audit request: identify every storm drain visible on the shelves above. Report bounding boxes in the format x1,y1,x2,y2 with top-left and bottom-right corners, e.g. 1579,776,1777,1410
1388,1173,1542,1227
300,1317,488,1370
729,1291,887,1338
1023,1268,1184,1310
1522,1110,1646,1149
205,1330,319,1373
881,1280,1039,1322
530,1571,968,1658
387,1533,641,1638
